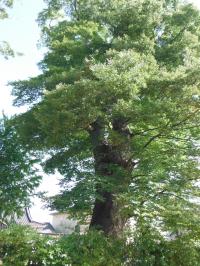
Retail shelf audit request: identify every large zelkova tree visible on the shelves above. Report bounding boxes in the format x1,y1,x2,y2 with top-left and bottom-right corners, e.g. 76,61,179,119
0,117,41,221
11,0,200,237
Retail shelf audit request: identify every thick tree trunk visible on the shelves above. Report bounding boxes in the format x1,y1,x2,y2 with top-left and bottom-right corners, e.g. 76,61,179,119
90,191,126,236
88,119,132,236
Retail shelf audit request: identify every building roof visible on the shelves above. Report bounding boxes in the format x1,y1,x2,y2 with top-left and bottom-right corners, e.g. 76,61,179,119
17,208,56,235
1,208,57,235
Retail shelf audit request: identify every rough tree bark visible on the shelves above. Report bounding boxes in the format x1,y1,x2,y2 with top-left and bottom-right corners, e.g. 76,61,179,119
88,118,133,236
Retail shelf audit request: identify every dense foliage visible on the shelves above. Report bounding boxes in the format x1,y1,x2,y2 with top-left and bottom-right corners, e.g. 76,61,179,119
0,225,200,265
0,118,41,220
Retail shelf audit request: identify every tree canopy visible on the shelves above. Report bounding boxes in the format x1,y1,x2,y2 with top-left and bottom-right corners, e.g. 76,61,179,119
10,0,200,242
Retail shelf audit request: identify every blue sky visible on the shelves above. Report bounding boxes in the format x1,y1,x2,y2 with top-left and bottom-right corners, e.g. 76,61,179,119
0,0,200,222
0,0,45,116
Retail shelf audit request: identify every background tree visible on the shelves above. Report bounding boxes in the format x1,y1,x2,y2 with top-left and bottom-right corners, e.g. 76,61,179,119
1,223,200,265
0,0,15,58
11,0,200,239
0,117,41,221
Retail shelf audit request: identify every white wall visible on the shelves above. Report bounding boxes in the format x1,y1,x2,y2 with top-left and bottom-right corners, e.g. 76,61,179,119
52,213,77,234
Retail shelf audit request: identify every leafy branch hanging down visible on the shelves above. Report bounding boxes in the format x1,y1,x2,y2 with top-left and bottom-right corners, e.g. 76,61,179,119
0,117,41,221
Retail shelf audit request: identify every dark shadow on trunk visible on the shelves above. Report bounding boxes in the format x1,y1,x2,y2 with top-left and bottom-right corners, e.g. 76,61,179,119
90,191,127,236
